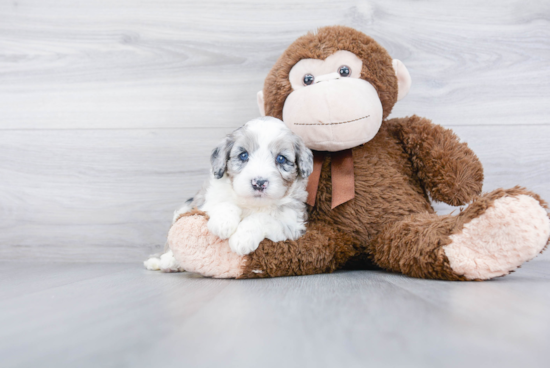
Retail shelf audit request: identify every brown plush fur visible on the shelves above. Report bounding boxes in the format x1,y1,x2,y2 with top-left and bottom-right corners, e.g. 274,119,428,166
175,208,210,222
371,186,550,280
231,26,550,281
240,221,356,279
386,116,484,206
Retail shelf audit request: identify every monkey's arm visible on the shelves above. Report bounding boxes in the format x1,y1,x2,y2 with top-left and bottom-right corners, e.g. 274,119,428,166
168,213,357,279
386,115,484,206
239,221,356,278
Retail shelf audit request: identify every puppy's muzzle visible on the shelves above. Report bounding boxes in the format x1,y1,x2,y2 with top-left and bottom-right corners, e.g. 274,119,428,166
251,178,269,192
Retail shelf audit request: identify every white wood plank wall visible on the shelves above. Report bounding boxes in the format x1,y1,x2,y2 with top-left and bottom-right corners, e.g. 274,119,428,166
1,0,549,262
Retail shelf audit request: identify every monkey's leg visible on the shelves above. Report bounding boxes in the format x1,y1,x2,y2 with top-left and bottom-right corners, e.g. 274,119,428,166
371,187,550,281
169,212,356,279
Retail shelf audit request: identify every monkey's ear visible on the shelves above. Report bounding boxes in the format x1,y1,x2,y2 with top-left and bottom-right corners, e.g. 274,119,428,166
257,90,266,116
392,59,411,101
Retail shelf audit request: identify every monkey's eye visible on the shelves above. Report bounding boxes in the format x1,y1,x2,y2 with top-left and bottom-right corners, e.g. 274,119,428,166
303,74,315,86
239,152,249,161
338,65,351,77
276,155,287,164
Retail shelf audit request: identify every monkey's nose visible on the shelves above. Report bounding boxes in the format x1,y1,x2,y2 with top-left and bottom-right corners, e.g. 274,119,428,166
251,178,269,191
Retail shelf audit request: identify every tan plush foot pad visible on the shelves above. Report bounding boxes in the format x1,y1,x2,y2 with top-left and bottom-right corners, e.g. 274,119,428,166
169,215,246,278
444,195,550,280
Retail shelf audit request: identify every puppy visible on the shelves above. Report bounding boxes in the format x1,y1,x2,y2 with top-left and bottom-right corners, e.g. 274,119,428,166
144,116,313,272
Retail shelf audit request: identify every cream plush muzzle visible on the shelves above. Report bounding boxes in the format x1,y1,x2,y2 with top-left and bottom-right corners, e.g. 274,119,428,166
282,77,383,151
257,50,411,152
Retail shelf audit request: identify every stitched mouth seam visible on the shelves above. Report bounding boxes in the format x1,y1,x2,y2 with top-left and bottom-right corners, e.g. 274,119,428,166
293,115,370,126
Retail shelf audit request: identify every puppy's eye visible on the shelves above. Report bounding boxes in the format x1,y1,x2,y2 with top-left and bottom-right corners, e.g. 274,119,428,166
303,74,314,86
338,65,351,77
239,152,249,161
276,155,287,164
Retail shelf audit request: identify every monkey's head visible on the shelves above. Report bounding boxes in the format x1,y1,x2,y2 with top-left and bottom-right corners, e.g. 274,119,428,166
257,26,411,152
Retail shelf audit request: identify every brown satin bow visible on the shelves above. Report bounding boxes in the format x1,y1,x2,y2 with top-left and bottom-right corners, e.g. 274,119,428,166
306,149,355,209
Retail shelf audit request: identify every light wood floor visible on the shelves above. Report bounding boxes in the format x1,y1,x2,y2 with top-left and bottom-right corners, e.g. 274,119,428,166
1,261,549,368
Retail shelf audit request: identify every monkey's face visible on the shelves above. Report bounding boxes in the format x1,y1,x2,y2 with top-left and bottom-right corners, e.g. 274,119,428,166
259,26,412,152
282,50,383,151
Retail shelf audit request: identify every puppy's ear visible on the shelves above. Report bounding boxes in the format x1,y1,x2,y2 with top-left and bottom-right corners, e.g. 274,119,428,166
211,136,234,179
295,138,314,178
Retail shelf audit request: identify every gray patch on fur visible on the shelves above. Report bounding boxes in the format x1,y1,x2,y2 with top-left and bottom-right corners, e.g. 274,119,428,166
237,127,259,154
226,126,260,178
268,130,313,181
188,181,208,209
211,136,235,179
295,139,313,178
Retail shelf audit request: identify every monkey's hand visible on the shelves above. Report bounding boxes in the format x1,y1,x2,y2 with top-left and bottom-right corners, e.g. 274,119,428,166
387,115,484,206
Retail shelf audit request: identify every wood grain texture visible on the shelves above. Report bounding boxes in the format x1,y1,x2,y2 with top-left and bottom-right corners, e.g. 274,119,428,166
1,125,549,261
1,261,550,367
1,0,549,129
0,0,549,262
0,128,225,260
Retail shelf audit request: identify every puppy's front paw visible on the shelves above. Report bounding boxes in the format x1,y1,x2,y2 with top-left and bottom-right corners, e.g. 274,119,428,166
208,214,240,240
229,229,262,256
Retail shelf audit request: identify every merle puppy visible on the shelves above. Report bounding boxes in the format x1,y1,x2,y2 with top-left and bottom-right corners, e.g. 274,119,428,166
145,117,313,272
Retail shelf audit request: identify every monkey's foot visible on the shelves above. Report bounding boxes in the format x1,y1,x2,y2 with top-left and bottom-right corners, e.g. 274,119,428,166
444,189,550,280
168,213,246,278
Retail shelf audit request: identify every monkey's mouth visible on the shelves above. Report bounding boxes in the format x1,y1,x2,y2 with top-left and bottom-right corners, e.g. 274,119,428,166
293,115,369,126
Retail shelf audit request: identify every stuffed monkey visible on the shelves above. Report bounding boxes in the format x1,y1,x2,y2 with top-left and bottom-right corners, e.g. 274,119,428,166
168,26,549,280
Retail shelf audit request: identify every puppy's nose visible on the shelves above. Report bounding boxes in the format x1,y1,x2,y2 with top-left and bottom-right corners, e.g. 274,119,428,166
251,178,269,191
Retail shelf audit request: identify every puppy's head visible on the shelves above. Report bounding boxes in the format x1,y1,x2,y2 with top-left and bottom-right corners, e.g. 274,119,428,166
211,117,313,201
